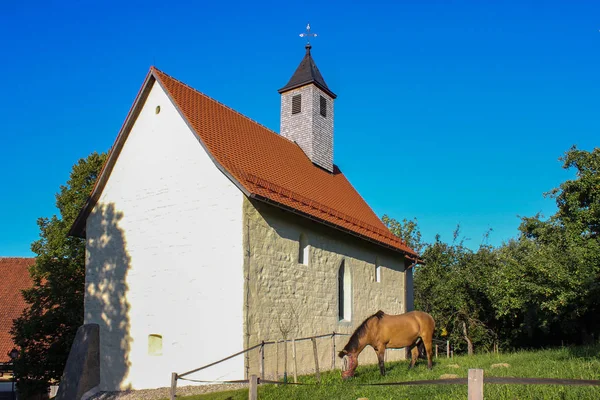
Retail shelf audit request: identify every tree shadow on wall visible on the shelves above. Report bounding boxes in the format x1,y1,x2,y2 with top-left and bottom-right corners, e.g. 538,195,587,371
85,203,132,391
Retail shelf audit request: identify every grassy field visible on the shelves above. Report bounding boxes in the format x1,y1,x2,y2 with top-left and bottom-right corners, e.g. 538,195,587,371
170,345,600,400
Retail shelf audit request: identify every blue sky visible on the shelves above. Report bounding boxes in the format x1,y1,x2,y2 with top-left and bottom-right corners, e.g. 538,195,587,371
1,0,598,256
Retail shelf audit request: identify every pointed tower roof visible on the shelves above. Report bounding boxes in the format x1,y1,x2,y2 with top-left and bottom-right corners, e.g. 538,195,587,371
278,44,337,99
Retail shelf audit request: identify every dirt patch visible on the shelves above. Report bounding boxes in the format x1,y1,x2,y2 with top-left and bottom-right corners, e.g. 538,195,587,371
439,374,459,379
89,383,248,400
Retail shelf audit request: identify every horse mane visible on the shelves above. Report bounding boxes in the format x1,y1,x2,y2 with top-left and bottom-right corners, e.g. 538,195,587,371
338,310,385,357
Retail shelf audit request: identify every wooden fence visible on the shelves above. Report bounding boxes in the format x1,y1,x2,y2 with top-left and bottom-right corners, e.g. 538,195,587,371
432,338,454,359
246,368,600,400
170,332,351,399
254,332,351,382
169,336,600,400
170,333,456,399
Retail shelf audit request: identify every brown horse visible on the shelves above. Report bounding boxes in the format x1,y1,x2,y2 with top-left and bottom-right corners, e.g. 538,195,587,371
338,310,435,379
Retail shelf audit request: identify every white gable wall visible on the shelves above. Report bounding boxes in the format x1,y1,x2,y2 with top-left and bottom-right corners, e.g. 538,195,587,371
84,80,244,391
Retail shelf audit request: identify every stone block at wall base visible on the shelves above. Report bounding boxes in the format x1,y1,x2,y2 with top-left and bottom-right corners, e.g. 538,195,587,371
55,324,100,400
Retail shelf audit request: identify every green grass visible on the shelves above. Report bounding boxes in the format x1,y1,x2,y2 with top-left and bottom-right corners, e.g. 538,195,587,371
171,345,600,400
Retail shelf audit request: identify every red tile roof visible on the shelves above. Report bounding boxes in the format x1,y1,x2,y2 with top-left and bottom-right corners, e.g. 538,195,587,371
0,258,34,363
71,68,416,257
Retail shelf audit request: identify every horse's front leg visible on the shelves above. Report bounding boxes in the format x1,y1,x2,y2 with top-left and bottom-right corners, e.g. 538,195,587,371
375,347,386,376
408,345,419,369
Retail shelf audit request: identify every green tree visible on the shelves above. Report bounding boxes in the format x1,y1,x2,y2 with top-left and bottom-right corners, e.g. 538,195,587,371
415,229,497,355
510,147,600,345
382,216,497,354
382,215,425,254
484,147,600,348
385,147,600,351
11,152,106,397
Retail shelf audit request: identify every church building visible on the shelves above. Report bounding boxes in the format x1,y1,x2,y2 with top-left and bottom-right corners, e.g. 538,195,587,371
70,39,417,391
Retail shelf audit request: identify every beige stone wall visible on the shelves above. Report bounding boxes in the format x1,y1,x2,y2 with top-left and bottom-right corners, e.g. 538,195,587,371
243,198,410,379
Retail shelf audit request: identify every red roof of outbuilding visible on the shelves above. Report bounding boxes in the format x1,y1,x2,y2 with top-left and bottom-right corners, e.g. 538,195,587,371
0,257,34,363
70,67,416,256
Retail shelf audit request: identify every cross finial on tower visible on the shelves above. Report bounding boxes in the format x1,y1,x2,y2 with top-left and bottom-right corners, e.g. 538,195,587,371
299,23,317,51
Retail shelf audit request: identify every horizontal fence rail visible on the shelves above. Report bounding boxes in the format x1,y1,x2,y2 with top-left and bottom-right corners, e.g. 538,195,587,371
178,342,263,379
170,333,597,400
250,370,600,400
172,368,600,400
483,377,600,386
170,332,352,400
246,370,600,400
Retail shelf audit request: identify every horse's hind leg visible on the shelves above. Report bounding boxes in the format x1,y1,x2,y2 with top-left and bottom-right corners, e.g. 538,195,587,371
423,338,434,370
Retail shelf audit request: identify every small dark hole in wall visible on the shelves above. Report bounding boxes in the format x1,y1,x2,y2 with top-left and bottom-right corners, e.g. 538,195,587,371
155,105,161,114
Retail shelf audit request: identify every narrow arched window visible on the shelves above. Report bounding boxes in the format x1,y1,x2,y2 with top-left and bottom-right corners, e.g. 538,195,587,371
375,257,381,283
299,234,309,265
338,260,351,321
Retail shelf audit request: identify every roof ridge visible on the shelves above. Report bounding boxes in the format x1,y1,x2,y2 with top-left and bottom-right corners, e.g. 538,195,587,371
152,67,349,178
153,67,413,255
0,257,35,260
68,67,416,256
151,67,300,147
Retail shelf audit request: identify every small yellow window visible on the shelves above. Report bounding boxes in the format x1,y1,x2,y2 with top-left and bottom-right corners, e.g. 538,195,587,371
148,334,163,356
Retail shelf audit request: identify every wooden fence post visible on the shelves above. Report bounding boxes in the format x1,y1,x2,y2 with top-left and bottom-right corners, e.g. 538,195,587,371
468,368,484,400
292,339,298,383
331,332,336,370
249,374,258,400
283,339,288,383
276,340,280,381
447,341,450,358
170,372,177,400
311,337,321,383
259,342,265,381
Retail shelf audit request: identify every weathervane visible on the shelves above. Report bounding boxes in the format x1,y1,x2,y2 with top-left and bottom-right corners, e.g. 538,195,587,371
299,23,317,45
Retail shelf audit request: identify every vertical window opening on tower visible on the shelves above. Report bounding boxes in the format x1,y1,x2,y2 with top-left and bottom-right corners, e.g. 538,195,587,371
292,94,302,114
320,96,327,117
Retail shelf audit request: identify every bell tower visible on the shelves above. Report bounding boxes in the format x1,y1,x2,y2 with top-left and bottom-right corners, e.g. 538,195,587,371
278,25,337,173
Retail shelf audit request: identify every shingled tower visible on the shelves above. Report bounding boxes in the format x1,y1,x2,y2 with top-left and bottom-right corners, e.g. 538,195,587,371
279,40,337,173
